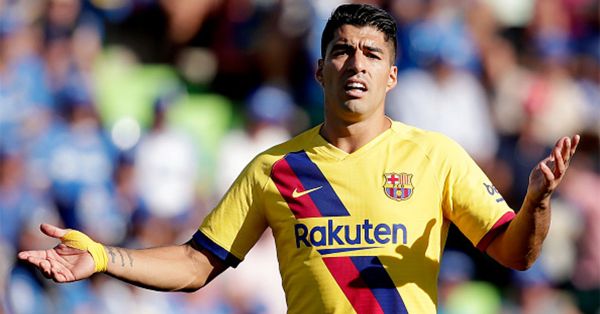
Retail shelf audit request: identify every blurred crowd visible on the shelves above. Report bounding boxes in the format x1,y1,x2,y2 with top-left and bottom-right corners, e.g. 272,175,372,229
0,0,598,313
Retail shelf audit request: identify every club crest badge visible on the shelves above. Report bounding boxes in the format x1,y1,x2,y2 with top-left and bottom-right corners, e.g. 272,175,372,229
383,172,414,201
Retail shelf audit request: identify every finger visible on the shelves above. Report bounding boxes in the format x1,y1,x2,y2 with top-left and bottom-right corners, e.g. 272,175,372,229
21,255,48,268
34,259,63,281
554,147,566,176
540,161,555,183
51,263,75,282
28,257,53,276
18,250,48,260
541,154,555,173
42,260,54,277
560,137,571,163
540,155,553,164
26,256,70,281
52,270,67,283
553,136,565,150
40,223,69,239
570,134,580,157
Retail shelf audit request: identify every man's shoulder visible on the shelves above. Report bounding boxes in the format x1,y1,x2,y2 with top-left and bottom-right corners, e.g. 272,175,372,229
249,125,322,168
390,120,453,145
390,120,466,157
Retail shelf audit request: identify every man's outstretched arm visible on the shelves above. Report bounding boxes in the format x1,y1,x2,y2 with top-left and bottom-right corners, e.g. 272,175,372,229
486,135,580,270
17,224,227,292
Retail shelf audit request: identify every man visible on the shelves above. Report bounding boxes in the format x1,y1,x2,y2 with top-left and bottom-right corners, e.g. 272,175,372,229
19,4,579,313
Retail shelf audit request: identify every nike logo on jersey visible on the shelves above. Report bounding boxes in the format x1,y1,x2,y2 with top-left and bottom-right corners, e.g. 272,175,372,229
292,186,323,198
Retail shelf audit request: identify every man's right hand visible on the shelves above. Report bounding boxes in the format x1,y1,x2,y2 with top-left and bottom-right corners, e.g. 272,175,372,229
18,224,96,282
18,224,227,292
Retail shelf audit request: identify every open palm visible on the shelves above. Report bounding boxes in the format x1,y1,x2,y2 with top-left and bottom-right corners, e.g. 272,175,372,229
527,135,580,203
17,224,95,282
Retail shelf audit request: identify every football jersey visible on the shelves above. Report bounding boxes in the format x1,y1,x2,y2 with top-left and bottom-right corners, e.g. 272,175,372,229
193,121,515,313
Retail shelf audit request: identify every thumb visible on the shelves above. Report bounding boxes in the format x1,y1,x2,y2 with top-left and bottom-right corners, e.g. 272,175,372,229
40,223,69,239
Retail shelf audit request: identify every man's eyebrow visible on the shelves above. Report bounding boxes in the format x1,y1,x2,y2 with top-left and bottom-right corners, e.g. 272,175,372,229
331,42,353,50
364,45,384,54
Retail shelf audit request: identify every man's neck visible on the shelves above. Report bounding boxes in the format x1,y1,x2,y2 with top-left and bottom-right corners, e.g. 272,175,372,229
320,114,391,154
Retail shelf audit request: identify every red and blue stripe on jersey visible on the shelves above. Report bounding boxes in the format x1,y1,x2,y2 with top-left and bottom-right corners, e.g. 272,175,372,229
271,150,349,218
271,151,408,314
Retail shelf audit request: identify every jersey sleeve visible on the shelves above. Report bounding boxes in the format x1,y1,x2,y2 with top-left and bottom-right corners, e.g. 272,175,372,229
191,157,269,267
438,135,515,251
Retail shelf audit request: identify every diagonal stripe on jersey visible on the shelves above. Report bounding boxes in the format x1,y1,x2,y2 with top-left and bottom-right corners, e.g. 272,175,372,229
272,157,322,218
323,256,384,314
324,256,408,314
284,151,350,217
350,256,408,314
271,151,350,218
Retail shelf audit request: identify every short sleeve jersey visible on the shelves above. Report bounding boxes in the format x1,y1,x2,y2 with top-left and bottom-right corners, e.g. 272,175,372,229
193,121,515,314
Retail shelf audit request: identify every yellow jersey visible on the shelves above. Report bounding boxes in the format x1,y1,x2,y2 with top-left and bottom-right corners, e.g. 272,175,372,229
193,121,514,313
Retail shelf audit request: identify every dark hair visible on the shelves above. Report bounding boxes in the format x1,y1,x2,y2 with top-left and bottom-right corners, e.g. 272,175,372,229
321,4,397,60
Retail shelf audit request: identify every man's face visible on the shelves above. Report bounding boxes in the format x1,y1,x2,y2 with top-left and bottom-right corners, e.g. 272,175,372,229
317,25,397,123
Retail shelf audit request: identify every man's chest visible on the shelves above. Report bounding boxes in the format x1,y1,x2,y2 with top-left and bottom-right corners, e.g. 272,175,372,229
264,150,445,252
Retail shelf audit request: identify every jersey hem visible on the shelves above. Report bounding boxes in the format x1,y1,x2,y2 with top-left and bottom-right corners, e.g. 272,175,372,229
191,230,242,268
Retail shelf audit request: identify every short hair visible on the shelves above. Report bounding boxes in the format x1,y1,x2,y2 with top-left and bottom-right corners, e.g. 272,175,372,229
321,4,398,61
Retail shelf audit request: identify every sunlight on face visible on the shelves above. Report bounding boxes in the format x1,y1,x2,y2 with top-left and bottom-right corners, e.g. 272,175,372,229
318,25,397,123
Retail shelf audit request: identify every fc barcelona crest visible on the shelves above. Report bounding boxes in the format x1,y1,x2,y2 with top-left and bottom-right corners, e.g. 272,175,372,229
383,172,414,201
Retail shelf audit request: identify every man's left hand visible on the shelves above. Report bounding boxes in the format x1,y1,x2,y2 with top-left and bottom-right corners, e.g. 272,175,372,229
527,135,580,205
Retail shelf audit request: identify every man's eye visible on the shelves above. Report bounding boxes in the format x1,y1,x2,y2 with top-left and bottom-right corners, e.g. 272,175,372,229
367,53,381,60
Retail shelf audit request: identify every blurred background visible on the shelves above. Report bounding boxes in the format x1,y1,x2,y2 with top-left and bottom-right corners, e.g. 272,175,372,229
0,0,598,313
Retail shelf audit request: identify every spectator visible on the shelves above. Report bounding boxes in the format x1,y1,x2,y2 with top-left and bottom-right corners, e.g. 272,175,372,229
134,91,199,219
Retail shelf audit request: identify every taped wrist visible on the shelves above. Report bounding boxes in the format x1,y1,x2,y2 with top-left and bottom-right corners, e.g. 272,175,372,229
61,230,108,273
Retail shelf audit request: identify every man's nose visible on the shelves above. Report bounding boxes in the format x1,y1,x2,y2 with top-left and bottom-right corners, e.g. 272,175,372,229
347,51,367,73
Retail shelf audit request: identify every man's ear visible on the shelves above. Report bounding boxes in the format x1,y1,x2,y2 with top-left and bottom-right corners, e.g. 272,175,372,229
315,59,324,86
386,65,398,91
